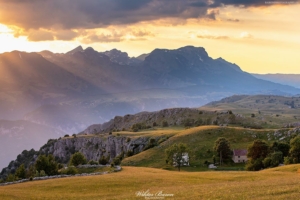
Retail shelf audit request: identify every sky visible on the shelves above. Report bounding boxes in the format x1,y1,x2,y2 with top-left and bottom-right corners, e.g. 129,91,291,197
0,0,299,74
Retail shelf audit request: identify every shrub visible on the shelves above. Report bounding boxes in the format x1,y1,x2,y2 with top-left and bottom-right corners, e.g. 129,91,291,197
88,160,99,165
126,138,131,142
64,134,69,138
162,121,168,127
39,170,47,177
69,152,87,166
99,156,109,165
15,164,26,180
126,150,134,157
72,134,77,138
131,123,147,132
61,167,78,175
143,138,157,151
35,154,58,176
153,122,157,127
113,157,121,165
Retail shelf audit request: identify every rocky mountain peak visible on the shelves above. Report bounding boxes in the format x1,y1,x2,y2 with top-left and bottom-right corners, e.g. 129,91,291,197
66,45,84,55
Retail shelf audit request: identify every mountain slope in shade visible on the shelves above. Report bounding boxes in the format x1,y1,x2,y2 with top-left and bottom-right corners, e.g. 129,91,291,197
252,74,300,89
0,46,299,134
0,120,65,170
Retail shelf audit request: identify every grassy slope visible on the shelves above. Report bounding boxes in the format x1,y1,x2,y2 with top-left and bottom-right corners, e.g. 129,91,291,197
1,165,300,199
201,95,300,128
121,126,282,171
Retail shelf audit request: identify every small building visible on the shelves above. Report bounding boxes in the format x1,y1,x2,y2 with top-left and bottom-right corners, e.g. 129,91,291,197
208,164,217,169
232,149,248,163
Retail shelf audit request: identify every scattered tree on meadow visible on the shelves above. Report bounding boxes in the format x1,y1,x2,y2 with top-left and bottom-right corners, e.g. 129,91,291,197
213,137,232,164
165,143,189,171
69,152,87,166
246,139,269,171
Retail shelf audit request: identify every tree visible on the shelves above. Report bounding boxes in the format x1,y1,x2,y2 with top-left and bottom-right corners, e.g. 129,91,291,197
263,151,283,168
213,137,232,164
35,154,58,176
165,143,189,171
69,152,87,166
15,164,26,180
289,135,300,163
271,142,290,159
162,121,169,127
99,155,108,165
246,139,269,171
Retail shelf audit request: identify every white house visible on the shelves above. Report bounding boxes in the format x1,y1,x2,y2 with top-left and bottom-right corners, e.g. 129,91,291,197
232,149,248,163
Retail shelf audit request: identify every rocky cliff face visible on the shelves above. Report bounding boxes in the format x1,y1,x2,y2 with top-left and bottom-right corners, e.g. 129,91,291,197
45,135,150,163
0,134,154,180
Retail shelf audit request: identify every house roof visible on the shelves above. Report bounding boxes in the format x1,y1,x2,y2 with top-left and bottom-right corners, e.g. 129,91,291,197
233,149,247,156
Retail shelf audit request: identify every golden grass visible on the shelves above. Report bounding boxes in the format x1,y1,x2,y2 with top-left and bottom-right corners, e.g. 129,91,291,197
1,166,300,200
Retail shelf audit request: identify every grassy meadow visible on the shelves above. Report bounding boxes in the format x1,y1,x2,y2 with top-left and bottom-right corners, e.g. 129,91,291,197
0,165,300,199
121,126,288,171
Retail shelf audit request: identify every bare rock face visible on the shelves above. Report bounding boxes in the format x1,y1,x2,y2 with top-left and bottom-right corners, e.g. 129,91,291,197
42,135,151,163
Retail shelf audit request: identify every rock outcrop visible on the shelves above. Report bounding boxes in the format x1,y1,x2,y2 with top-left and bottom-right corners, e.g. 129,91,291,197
83,108,200,134
0,134,157,180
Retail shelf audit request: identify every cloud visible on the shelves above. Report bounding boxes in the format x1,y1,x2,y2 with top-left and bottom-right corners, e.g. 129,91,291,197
227,18,240,22
190,30,230,40
80,28,155,44
0,0,298,41
239,31,253,39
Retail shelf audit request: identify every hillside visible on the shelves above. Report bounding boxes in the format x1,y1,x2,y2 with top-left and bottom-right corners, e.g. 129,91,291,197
1,165,300,199
1,46,299,134
202,95,300,128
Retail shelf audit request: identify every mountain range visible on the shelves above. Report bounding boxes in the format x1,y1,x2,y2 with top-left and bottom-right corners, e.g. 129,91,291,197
0,45,300,169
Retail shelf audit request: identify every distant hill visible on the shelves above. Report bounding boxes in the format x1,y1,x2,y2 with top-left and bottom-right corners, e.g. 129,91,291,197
252,74,300,89
202,95,300,128
1,46,300,136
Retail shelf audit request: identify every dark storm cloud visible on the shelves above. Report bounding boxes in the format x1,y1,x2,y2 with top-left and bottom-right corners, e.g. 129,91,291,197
0,0,298,41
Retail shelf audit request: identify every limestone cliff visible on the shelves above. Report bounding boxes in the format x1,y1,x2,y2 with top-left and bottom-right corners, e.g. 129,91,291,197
0,134,155,180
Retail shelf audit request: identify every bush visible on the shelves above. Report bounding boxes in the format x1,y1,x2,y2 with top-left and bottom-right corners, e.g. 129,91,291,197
143,138,157,151
61,167,78,175
69,152,87,166
72,134,77,138
131,123,147,132
88,160,99,165
64,134,69,138
153,122,157,127
162,121,169,127
99,156,109,165
112,157,121,165
15,164,26,180
35,154,58,176
126,150,134,157
39,170,47,177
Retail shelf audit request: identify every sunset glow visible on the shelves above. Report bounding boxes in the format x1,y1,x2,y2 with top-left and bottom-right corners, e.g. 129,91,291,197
0,1,299,73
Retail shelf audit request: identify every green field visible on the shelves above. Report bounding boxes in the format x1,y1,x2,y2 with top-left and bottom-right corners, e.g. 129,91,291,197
120,126,289,171
1,165,300,199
